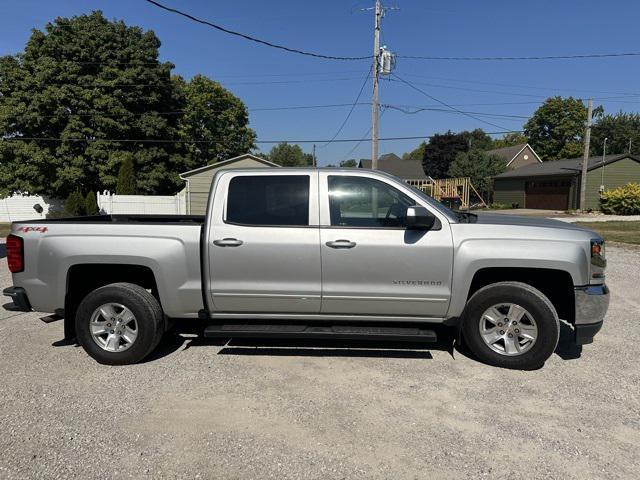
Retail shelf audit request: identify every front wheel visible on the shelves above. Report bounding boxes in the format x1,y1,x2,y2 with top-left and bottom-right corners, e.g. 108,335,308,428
75,283,164,365
461,281,560,370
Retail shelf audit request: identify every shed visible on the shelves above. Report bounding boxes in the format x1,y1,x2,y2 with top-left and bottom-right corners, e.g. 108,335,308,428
179,154,280,214
493,154,640,210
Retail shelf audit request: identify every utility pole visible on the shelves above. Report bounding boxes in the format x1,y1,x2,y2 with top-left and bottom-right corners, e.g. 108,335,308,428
312,144,316,167
601,137,608,191
579,98,593,212
371,0,381,170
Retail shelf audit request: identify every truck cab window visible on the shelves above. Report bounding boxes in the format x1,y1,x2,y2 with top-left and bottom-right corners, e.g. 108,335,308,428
226,175,310,226
328,176,414,228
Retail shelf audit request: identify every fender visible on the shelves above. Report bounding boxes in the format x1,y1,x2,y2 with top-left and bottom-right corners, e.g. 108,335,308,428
448,238,588,318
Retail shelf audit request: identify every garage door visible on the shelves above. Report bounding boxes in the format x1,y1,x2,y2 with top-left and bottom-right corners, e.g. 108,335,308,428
525,180,571,210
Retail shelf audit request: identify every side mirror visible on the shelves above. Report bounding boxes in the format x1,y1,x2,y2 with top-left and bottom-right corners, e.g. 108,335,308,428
406,206,436,229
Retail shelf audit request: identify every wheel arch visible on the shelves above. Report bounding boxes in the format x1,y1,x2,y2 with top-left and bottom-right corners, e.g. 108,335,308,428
64,263,160,340
465,267,575,323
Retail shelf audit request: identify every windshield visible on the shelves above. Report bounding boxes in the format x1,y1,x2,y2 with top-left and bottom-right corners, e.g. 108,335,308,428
405,183,459,222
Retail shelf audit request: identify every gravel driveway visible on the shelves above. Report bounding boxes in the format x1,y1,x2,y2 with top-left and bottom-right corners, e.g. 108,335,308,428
1,244,639,479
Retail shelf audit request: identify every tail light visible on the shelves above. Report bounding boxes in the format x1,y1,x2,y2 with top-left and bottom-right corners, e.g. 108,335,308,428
6,234,24,273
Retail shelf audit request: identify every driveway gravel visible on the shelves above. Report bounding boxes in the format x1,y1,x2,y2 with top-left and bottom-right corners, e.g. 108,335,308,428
0,244,639,479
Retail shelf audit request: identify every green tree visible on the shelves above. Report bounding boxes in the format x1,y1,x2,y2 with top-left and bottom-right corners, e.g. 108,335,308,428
402,142,426,161
266,143,313,167
591,112,640,156
174,74,256,169
492,132,529,149
524,97,601,160
64,191,86,216
422,131,466,178
116,154,136,194
85,191,99,215
447,150,506,201
0,11,255,198
422,130,492,178
460,129,493,151
339,159,357,167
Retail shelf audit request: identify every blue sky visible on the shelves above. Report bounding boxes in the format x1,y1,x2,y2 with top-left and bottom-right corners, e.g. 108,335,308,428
2,0,640,165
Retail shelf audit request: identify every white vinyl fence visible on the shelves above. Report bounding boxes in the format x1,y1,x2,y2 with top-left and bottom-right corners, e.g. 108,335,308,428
0,194,61,222
97,191,186,215
1,192,186,222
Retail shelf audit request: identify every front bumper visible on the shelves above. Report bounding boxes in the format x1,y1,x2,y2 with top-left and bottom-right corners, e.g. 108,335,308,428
2,287,32,312
574,284,609,345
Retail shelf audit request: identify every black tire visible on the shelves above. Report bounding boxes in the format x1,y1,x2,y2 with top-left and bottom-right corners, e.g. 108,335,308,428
461,281,560,370
75,283,165,365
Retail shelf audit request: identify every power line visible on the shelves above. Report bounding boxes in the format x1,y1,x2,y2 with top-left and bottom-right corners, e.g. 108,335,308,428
142,0,371,61
9,95,637,122
386,77,545,98
10,77,364,89
382,104,528,120
398,52,640,61
390,73,511,130
1,130,522,145
319,67,372,147
340,107,388,161
0,103,375,120
252,102,371,111
400,73,640,97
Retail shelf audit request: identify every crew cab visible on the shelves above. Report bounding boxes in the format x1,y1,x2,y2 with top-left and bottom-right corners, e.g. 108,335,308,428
3,168,609,369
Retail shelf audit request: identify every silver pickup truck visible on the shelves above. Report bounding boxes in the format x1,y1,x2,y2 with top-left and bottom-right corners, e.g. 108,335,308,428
3,168,609,369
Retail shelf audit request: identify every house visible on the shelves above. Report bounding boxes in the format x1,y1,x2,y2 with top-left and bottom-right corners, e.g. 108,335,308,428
358,153,428,180
485,143,542,170
179,153,280,214
493,154,640,210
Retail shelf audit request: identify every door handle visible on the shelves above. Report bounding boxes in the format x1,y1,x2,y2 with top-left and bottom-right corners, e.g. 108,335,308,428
213,238,244,247
326,239,356,249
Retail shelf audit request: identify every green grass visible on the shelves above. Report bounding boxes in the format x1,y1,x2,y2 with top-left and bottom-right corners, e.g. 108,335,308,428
575,221,640,245
0,223,11,238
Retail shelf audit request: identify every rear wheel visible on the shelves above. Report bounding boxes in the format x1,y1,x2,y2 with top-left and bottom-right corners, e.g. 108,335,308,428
461,282,559,370
75,283,164,365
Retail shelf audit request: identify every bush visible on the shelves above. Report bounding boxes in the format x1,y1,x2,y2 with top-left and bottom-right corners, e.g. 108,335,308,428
600,183,640,215
45,206,68,219
85,191,99,215
116,155,136,194
64,191,86,216
488,202,508,210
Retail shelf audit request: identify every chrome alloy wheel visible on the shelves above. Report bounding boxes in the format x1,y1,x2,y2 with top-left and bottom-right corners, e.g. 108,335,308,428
479,303,538,356
89,303,138,353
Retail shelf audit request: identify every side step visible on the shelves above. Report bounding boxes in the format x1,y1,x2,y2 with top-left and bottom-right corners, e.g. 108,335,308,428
204,324,437,342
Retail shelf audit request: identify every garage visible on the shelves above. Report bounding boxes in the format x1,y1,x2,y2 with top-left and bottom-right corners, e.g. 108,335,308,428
525,179,571,210
493,154,640,210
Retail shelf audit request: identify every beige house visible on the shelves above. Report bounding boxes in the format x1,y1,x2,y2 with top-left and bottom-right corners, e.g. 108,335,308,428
179,154,280,214
486,143,542,170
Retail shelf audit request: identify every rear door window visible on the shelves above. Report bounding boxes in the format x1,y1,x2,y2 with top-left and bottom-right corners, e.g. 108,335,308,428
226,175,310,226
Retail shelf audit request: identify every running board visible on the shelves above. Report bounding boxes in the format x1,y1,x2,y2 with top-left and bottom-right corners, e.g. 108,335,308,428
203,324,437,342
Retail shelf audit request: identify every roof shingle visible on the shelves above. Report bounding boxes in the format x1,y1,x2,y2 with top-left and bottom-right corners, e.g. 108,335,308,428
485,144,528,162
358,153,427,179
494,154,640,178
